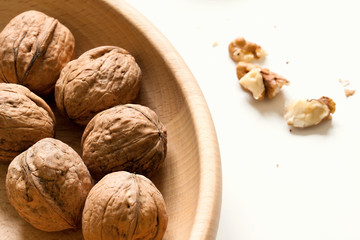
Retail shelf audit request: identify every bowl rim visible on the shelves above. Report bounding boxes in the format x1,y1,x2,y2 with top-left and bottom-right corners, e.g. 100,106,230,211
102,0,222,239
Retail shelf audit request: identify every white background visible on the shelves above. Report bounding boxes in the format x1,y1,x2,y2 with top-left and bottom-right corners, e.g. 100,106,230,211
128,0,360,239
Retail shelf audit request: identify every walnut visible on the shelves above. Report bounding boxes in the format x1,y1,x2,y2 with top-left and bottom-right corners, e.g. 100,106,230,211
236,62,289,99
6,138,93,232
261,68,289,99
82,171,168,240
81,104,167,180
0,83,55,162
0,10,75,96
239,68,265,100
228,37,266,62
55,46,142,126
344,88,356,98
284,96,336,128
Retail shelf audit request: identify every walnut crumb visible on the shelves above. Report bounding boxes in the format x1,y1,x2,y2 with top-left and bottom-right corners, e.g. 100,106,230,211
344,89,356,98
212,41,219,47
338,78,350,87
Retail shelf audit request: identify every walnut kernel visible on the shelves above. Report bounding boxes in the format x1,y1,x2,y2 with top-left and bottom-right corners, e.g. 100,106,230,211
229,37,266,63
237,62,289,100
284,97,336,128
239,68,265,100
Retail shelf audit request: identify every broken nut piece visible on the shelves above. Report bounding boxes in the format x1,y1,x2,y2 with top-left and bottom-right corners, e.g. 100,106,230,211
261,68,289,99
237,62,289,100
284,97,336,128
239,68,265,100
229,37,266,63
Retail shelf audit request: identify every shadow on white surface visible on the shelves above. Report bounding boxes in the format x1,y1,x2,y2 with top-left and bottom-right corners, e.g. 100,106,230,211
289,120,333,136
246,91,286,117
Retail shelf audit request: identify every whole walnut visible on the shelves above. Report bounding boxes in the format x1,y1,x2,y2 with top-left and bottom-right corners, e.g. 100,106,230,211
6,138,93,232
82,104,167,180
0,83,55,162
82,171,168,240
0,10,75,96
55,46,142,126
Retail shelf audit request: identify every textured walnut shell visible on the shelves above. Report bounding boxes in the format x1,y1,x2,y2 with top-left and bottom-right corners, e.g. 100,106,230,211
0,10,75,96
6,138,93,232
55,46,142,126
82,171,168,240
82,104,167,180
0,83,55,162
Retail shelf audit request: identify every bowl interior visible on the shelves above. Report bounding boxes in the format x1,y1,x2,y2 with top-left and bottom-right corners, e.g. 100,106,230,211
0,0,220,240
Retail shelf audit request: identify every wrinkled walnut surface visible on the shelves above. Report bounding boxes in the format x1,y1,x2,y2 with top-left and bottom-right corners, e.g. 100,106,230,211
82,171,168,240
229,37,266,62
0,83,55,162
55,46,142,126
284,96,336,128
82,104,167,180
6,138,93,232
236,62,289,99
0,10,75,96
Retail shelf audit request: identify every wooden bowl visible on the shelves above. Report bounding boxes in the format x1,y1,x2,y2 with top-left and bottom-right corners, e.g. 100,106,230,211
0,0,222,239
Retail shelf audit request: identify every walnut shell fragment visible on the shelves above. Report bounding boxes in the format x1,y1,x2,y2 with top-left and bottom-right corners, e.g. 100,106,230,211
236,62,289,99
82,171,168,240
0,10,75,96
284,96,336,128
6,138,93,232
55,46,142,126
0,83,55,162
82,104,167,180
229,37,266,63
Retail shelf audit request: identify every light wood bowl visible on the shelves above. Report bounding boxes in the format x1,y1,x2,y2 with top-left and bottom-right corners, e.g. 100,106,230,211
0,0,222,239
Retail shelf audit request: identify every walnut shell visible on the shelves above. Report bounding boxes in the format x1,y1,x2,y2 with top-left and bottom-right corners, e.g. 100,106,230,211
82,171,168,240
0,10,75,96
0,83,55,162
6,138,93,232
55,46,142,126
81,104,167,180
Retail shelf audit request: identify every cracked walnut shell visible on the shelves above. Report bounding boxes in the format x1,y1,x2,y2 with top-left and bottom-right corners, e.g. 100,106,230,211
0,10,75,96
82,171,168,240
6,138,93,232
0,83,55,162
81,104,167,180
55,46,142,126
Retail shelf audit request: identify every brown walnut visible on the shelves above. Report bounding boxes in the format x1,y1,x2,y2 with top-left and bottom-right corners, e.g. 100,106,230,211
55,46,142,126
6,138,93,232
81,104,167,180
82,171,168,240
0,10,75,96
0,83,55,162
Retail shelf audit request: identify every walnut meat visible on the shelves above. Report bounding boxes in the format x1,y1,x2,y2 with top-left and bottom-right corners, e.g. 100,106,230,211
82,171,168,240
229,37,266,62
82,104,167,180
284,96,336,128
236,62,289,99
0,10,75,96
0,83,55,162
6,138,93,232
55,46,142,126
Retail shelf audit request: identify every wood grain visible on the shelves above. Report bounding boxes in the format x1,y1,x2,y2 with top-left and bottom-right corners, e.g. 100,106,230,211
0,0,222,239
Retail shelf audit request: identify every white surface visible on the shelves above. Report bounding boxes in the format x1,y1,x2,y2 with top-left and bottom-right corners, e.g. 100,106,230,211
127,0,360,239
